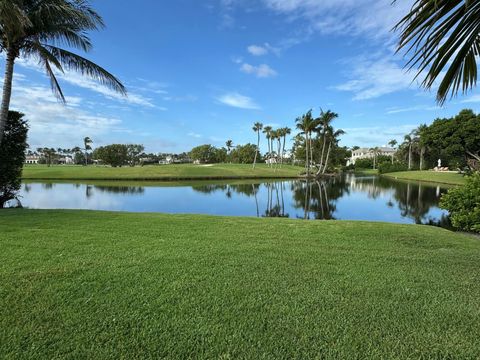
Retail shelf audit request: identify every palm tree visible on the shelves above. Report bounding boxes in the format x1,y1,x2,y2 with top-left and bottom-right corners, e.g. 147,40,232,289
83,136,92,166
295,111,316,177
263,126,272,166
252,122,263,169
370,147,381,170
416,124,428,170
317,110,338,170
395,0,480,104
321,128,345,175
404,134,414,170
0,0,126,145
388,139,398,164
280,127,291,166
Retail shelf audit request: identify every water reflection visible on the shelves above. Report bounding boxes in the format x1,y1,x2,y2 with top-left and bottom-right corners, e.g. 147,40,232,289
16,175,451,227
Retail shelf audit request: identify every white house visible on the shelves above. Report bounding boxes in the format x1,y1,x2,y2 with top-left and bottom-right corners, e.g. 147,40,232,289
347,147,396,166
25,155,40,164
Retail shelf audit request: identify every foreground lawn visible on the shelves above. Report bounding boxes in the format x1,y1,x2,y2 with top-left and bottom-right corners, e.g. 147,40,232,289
1,210,479,358
22,163,302,181
383,170,466,185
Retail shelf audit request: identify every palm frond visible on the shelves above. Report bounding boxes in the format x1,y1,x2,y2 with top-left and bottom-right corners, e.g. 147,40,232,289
44,45,127,95
395,0,480,104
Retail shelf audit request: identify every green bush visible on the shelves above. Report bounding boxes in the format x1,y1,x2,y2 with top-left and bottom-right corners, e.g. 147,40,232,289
440,173,480,233
354,158,373,169
0,111,28,208
378,162,408,174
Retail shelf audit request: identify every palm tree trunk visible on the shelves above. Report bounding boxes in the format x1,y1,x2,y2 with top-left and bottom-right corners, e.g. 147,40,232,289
0,48,16,145
282,135,286,167
322,142,332,174
319,131,327,169
253,131,259,169
408,145,412,170
420,147,424,170
309,132,314,169
305,133,309,177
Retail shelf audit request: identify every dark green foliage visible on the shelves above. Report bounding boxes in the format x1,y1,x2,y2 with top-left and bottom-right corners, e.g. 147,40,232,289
189,144,226,164
126,144,145,166
440,173,480,233
378,162,408,174
354,158,373,169
230,143,259,164
0,111,28,208
93,144,129,167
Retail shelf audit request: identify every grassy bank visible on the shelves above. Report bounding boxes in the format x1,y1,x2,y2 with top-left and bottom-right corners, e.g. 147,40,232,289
21,163,302,181
382,170,466,186
1,210,479,359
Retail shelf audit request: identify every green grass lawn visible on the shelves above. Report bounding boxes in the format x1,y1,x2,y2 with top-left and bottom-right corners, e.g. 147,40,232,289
1,210,479,359
354,168,379,175
22,163,302,181
382,170,466,185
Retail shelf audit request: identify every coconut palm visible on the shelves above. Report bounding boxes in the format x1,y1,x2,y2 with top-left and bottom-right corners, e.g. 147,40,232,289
320,128,345,175
252,122,263,169
262,126,272,166
370,147,381,170
404,134,414,170
0,0,126,145
317,110,338,170
415,124,428,170
395,0,480,104
388,139,398,164
280,127,291,166
83,136,92,166
295,111,316,177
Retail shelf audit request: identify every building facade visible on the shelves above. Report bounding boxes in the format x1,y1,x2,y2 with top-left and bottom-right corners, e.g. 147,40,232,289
348,147,396,166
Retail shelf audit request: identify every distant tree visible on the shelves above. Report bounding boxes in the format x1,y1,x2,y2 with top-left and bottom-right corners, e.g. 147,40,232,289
252,122,263,168
262,126,272,166
230,143,258,164
0,111,28,208
126,144,145,166
321,128,345,174
388,139,398,164
225,140,234,158
93,144,128,167
189,144,219,164
295,111,317,176
37,147,57,167
83,137,93,166
280,127,291,165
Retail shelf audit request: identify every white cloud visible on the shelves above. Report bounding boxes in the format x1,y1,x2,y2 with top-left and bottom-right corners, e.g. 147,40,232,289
187,132,202,138
240,63,277,78
247,45,268,56
335,57,417,100
342,124,417,147
386,105,439,114
216,92,260,109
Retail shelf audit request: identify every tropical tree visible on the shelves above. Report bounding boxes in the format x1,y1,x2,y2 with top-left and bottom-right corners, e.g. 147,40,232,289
262,126,272,166
226,140,233,162
252,122,263,168
388,139,398,164
403,134,415,170
295,111,316,177
317,110,338,170
320,128,345,175
280,127,291,166
83,136,92,166
369,147,380,170
415,124,428,170
395,0,480,104
0,0,126,145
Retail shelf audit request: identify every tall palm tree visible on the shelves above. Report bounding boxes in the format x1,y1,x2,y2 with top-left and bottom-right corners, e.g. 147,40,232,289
0,0,126,145
83,136,92,166
320,128,345,175
252,122,263,169
225,140,233,163
281,127,291,166
370,147,381,170
263,126,272,166
295,111,316,177
416,124,428,170
388,139,398,164
317,110,338,170
395,0,480,104
404,134,414,170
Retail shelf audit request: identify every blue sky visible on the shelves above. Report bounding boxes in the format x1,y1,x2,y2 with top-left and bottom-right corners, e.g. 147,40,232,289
6,0,480,153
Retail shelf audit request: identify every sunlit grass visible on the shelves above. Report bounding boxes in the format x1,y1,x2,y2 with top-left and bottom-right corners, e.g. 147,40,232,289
1,210,479,358
382,170,466,185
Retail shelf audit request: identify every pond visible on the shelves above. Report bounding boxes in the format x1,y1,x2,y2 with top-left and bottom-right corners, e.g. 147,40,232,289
15,174,451,227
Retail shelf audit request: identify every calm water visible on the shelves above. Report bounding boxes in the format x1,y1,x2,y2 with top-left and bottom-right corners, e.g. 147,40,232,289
15,174,451,227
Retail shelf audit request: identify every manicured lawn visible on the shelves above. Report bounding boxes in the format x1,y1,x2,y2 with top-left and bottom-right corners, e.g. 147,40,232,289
22,163,302,181
354,168,378,175
382,170,466,185
1,210,479,358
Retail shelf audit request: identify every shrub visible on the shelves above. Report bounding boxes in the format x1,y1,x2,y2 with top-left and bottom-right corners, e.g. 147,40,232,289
440,173,480,233
0,111,28,208
354,158,373,169
378,162,408,174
